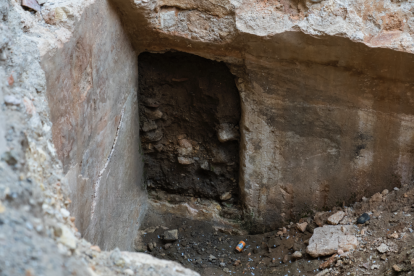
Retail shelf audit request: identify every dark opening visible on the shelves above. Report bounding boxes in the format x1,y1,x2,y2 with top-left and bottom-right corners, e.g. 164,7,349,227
138,51,241,205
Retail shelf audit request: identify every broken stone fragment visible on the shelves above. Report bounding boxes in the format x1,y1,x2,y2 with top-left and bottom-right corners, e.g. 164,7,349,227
296,222,308,232
57,224,77,250
177,138,193,155
142,120,157,132
393,264,403,272
306,225,358,258
292,251,302,259
217,123,239,142
144,108,163,120
163,229,178,241
388,232,398,239
376,243,388,253
327,211,345,225
209,255,217,261
178,156,194,165
220,192,231,201
282,254,290,263
178,138,192,148
55,7,68,22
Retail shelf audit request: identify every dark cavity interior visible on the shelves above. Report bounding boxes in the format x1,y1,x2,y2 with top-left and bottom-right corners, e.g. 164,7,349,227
138,52,241,204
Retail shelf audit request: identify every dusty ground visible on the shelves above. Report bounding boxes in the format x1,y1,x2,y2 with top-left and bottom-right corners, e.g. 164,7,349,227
140,184,414,276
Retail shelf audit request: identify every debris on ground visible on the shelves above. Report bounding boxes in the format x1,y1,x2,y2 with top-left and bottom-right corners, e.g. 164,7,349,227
139,184,414,275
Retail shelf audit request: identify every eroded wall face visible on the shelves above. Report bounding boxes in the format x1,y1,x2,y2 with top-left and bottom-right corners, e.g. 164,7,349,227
41,0,145,250
139,52,241,203
233,33,414,232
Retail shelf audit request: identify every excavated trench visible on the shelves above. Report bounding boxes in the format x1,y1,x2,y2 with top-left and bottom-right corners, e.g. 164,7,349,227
7,0,414,275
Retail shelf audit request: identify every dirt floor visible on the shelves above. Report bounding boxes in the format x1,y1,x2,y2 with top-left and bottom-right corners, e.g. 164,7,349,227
139,184,414,276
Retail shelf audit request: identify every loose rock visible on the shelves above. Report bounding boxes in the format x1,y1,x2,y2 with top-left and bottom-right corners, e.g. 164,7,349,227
327,211,345,225
306,225,358,257
376,243,388,253
357,213,370,224
220,192,231,201
292,251,302,259
163,229,179,241
296,222,308,232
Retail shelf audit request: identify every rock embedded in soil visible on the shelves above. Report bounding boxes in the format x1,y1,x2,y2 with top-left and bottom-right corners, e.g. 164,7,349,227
357,213,370,224
319,254,338,269
327,211,345,225
296,222,308,232
376,243,389,253
163,229,179,241
142,121,157,132
369,192,382,203
314,212,330,227
292,251,302,259
177,157,194,165
306,225,358,258
217,123,239,143
144,108,163,120
220,192,231,201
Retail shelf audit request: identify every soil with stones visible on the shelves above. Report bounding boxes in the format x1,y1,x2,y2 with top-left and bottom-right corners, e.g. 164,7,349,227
139,184,414,276
138,52,241,203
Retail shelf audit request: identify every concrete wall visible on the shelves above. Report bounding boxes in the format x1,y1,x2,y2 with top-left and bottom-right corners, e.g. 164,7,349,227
41,0,145,250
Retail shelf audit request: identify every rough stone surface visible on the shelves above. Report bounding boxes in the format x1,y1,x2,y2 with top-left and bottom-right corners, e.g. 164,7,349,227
327,211,346,225
163,229,179,241
306,225,358,258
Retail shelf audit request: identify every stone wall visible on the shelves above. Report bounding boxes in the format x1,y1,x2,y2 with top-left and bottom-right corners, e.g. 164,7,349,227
41,0,145,250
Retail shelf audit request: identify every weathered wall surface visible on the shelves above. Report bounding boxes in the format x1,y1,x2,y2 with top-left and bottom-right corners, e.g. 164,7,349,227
41,0,145,250
111,0,414,231
232,32,414,231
